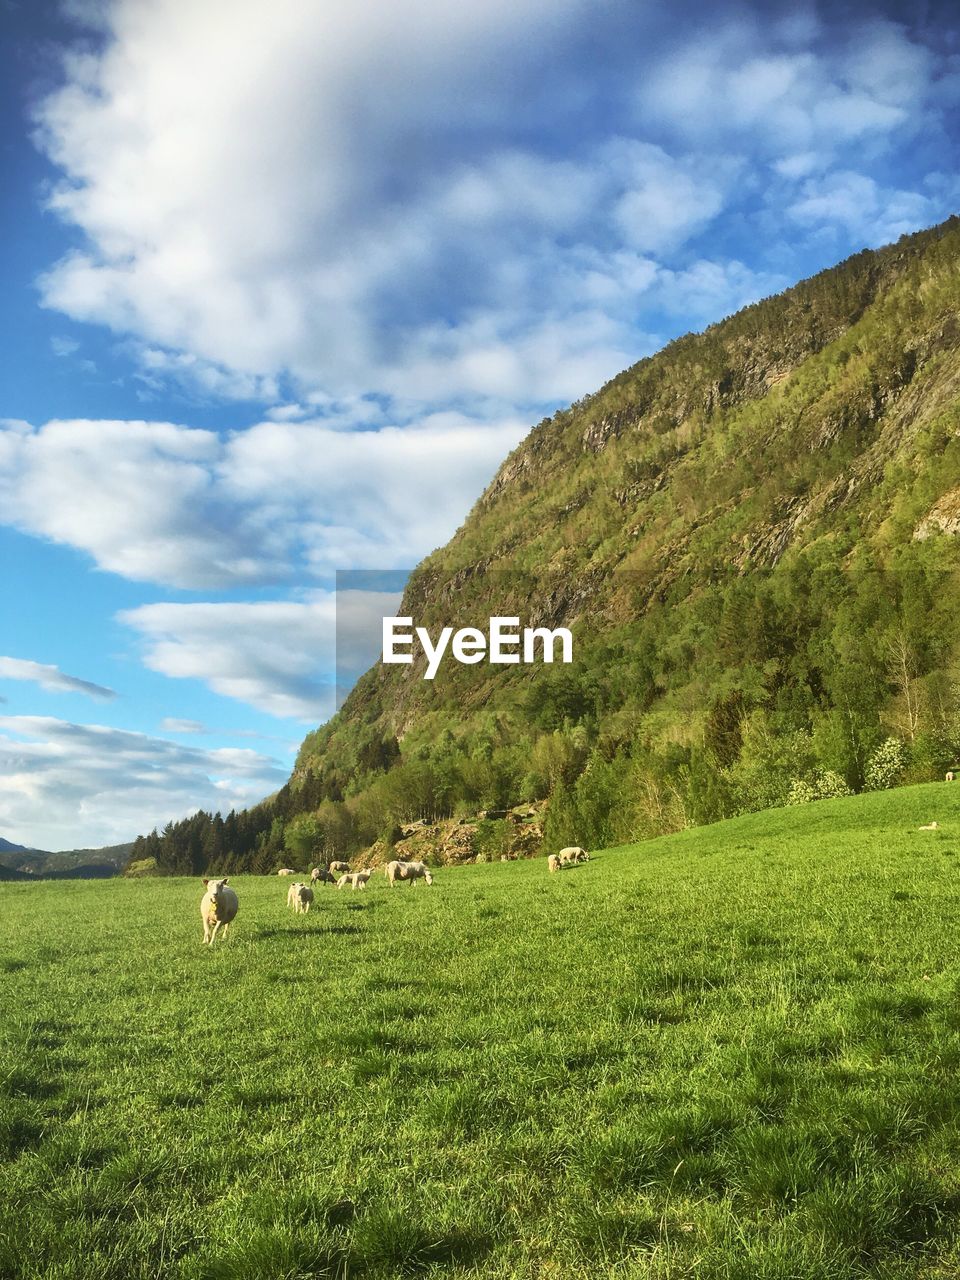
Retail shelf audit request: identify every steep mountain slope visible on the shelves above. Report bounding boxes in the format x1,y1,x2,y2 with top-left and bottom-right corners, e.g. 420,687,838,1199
140,216,960,873
302,221,960,742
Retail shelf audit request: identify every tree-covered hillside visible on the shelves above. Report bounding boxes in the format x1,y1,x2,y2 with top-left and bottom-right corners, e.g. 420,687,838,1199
135,216,960,874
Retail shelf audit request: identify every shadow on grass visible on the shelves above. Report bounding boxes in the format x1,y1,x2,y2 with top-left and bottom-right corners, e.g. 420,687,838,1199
3,1070,61,1101
25,1019,72,1050
363,976,431,993
255,924,362,940
197,1210,492,1279
341,1027,427,1057
349,1207,493,1275
0,1114,45,1159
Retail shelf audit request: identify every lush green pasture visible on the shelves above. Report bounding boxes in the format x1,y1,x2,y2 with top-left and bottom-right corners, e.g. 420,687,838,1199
5,784,960,1278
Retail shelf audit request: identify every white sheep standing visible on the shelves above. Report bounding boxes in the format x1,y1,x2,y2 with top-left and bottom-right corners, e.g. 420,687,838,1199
200,878,239,946
287,881,315,912
557,846,589,867
547,854,560,873
337,870,372,890
947,772,955,783
386,860,433,886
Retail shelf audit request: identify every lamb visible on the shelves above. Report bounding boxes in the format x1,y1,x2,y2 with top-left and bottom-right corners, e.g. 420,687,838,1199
547,854,560,873
287,881,315,913
337,870,372,890
919,821,940,831
386,859,433,886
311,866,336,885
557,846,589,867
277,868,297,876
329,861,351,875
200,877,239,946
947,772,955,783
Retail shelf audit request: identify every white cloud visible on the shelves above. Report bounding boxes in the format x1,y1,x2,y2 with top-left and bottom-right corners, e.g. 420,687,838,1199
787,171,941,245
0,716,286,851
132,348,280,403
0,415,528,588
608,141,730,254
0,417,271,589
636,19,929,157
119,599,338,720
33,0,610,405
35,0,929,414
123,588,413,719
0,656,116,701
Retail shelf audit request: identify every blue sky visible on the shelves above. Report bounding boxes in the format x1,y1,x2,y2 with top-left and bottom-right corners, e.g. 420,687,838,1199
1,0,959,850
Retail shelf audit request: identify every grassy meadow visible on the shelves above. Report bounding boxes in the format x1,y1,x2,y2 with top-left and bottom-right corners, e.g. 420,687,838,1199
5,783,960,1278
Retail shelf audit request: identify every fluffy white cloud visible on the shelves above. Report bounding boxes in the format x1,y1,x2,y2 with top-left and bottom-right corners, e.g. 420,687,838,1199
0,414,527,588
0,716,287,851
33,0,606,403
119,599,337,720
127,588,407,718
0,656,116,701
787,170,944,245
33,0,950,412
636,18,931,157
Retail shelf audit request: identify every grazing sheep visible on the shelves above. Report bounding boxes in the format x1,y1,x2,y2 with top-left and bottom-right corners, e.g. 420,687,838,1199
329,861,351,875
919,821,939,831
557,846,589,867
947,772,955,783
277,868,297,877
200,878,239,946
386,859,433,886
287,882,314,913
337,870,372,890
311,866,336,885
547,854,560,873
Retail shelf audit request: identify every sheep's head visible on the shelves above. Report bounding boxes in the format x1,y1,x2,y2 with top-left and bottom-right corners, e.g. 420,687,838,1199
204,877,229,900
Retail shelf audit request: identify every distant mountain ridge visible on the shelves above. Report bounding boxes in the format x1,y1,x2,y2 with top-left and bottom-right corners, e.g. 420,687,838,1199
0,837,33,854
0,840,133,879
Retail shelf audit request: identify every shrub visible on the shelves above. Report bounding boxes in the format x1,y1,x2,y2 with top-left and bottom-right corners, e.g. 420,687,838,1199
864,737,907,790
787,771,852,805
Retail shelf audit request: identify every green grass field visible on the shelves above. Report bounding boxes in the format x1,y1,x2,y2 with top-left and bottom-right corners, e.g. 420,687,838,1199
5,783,960,1279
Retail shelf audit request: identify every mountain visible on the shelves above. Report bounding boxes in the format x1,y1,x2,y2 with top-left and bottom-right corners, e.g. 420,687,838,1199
140,215,960,874
0,837,33,855
0,841,133,879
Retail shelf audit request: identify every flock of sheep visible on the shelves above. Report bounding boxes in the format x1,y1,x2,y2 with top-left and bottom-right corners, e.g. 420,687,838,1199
199,844,592,946
199,856,439,945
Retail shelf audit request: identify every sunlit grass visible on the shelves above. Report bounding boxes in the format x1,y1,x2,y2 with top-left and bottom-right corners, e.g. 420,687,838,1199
4,781,960,1277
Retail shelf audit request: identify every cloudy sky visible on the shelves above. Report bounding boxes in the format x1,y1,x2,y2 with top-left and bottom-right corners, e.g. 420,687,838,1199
1,0,959,850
